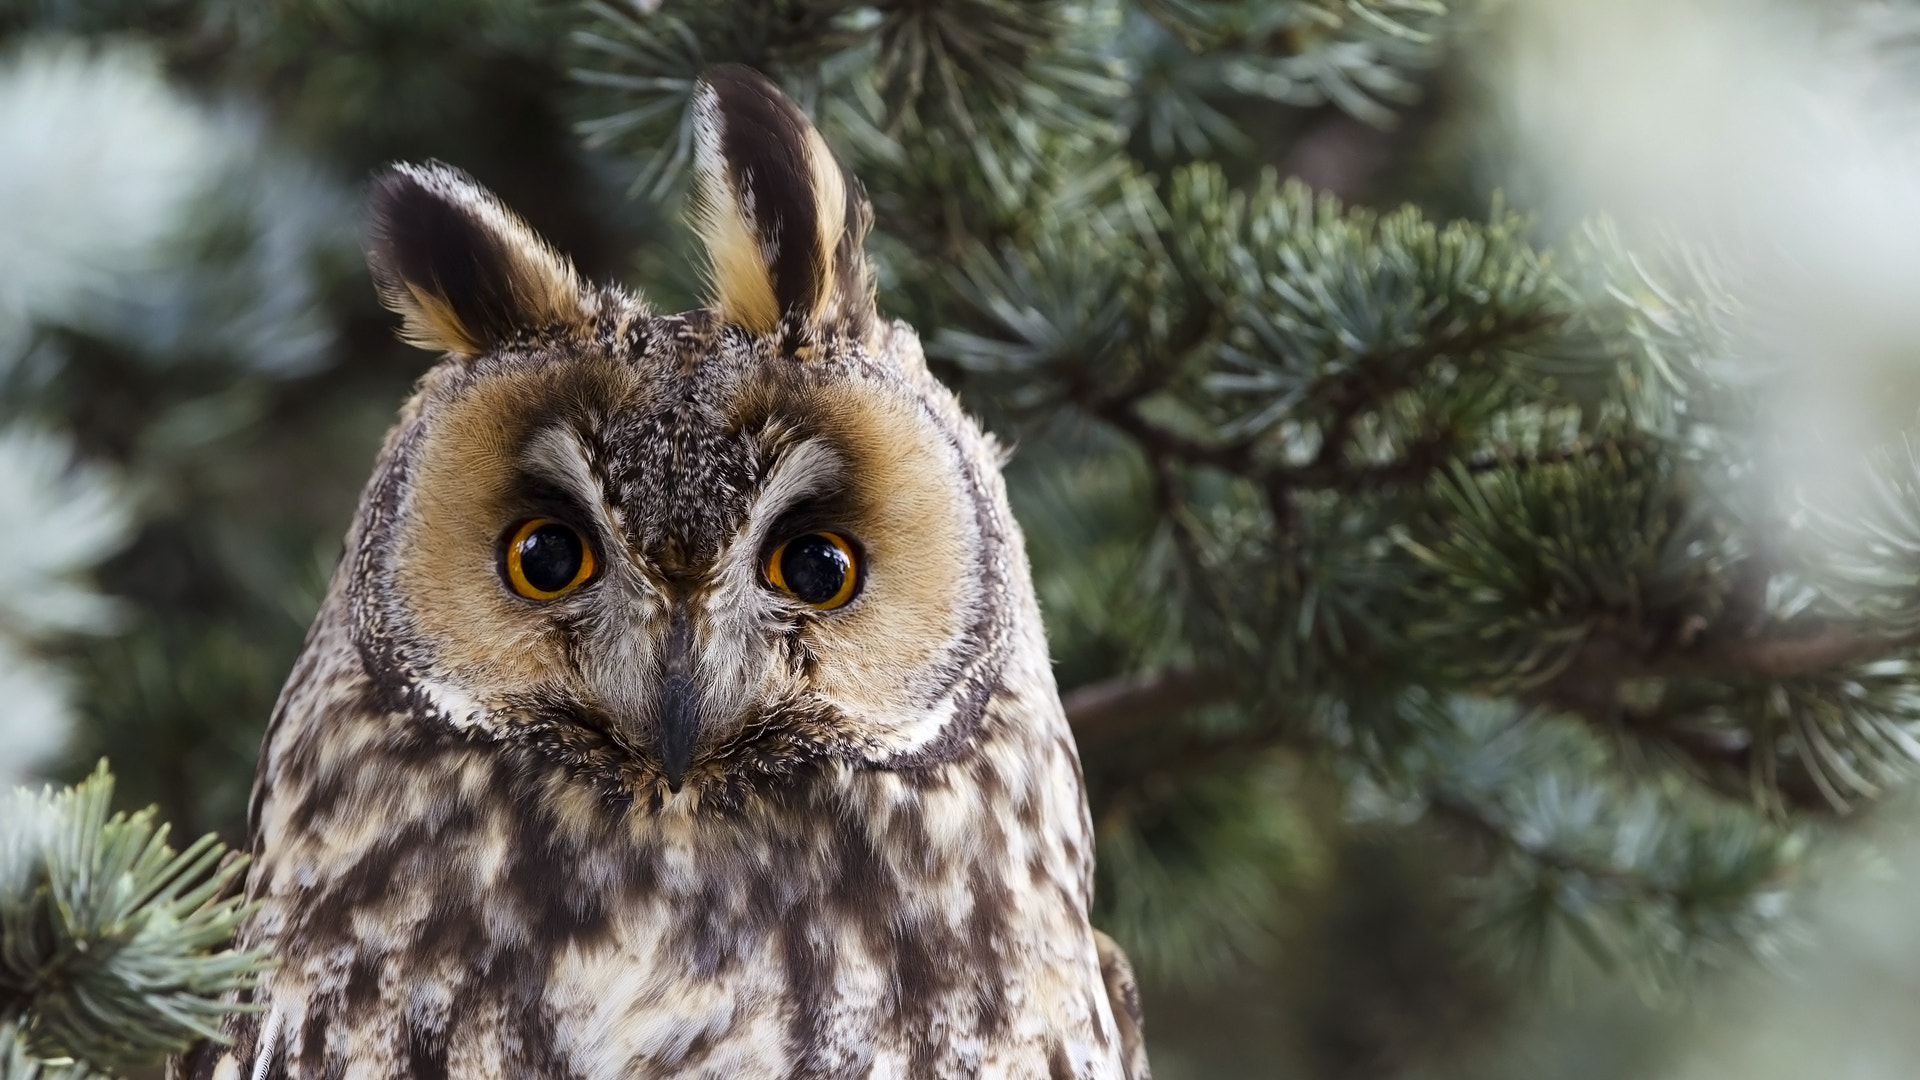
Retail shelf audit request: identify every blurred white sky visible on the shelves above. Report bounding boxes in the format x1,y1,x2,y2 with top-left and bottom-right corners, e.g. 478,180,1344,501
1493,0,1920,502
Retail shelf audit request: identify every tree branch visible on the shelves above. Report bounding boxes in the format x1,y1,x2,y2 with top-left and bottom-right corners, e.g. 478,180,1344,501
1085,371,1601,497
1063,665,1226,747
1533,624,1920,815
1554,624,1920,686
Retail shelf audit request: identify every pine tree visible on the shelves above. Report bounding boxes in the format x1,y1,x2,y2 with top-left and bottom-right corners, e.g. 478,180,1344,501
8,0,1920,1075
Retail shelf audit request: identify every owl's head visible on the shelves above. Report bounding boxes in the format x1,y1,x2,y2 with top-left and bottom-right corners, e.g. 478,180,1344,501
344,66,1040,809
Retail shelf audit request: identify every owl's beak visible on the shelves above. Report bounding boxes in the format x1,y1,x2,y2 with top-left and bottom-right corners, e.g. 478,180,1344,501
657,670,699,792
656,605,700,792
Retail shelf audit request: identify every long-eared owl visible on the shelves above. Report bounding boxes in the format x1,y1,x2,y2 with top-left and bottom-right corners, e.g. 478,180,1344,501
177,65,1148,1080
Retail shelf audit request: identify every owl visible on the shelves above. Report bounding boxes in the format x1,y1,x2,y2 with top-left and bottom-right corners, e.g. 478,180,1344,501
177,65,1148,1080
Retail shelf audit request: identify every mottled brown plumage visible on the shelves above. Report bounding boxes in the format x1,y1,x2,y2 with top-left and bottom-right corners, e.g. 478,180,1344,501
177,66,1147,1080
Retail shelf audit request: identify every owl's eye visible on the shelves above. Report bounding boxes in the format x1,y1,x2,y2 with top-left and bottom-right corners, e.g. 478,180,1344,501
502,518,597,600
764,532,860,610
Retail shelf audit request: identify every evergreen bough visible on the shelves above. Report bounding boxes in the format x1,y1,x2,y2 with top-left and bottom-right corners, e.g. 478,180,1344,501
0,766,266,1079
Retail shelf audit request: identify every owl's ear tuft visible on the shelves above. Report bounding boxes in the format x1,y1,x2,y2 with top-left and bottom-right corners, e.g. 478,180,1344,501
367,163,589,357
691,65,873,339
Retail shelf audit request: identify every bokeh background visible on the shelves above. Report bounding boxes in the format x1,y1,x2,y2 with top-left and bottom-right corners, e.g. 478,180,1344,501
13,0,1920,1075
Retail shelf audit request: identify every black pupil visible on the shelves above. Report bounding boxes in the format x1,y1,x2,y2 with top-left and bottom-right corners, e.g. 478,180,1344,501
518,524,584,593
781,535,850,605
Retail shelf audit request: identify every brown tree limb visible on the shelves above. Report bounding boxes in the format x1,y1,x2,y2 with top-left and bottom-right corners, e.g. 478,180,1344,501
1535,624,1920,815
1554,625,1920,686
1065,627,1918,753
1067,619,1920,821
1062,665,1227,747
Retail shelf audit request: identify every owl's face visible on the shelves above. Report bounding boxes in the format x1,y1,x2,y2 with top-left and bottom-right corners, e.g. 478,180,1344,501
349,69,1023,808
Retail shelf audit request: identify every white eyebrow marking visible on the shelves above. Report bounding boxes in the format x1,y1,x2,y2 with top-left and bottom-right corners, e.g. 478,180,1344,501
521,425,626,541
742,438,845,550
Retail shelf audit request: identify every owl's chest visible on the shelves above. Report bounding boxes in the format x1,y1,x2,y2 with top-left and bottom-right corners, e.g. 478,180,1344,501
533,855,1114,1079
239,744,1120,1080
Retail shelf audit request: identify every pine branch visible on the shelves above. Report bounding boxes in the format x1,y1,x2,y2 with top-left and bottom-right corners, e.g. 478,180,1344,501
1099,400,1626,495
1539,688,1840,817
1064,665,1222,747
1136,0,1449,129
1386,698,1802,982
1554,625,1920,685
2,1022,98,1080
0,764,267,1075
1536,627,1920,815
1426,791,1668,901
